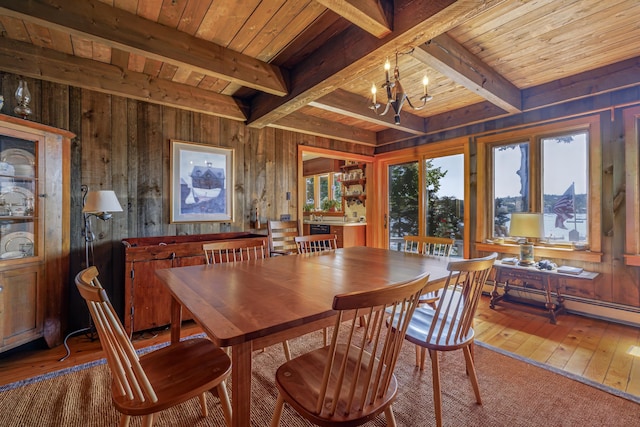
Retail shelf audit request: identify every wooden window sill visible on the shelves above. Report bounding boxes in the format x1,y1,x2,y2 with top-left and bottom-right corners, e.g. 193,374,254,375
476,242,602,263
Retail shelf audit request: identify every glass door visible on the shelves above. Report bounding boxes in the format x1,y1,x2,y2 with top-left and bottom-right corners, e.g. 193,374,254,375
425,154,464,256
388,161,419,251
0,134,37,259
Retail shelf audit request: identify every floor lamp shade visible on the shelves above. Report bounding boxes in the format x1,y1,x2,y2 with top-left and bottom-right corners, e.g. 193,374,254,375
82,191,123,215
509,213,544,265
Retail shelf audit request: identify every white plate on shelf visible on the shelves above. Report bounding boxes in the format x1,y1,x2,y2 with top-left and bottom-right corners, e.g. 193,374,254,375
0,148,34,165
0,149,34,177
0,186,34,211
0,231,34,256
0,251,26,260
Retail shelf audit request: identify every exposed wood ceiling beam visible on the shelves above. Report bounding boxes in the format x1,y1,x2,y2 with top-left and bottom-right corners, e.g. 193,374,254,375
0,38,248,121
0,0,288,96
310,89,425,134
522,56,640,110
272,111,378,145
248,0,510,128
315,0,392,38
413,34,521,113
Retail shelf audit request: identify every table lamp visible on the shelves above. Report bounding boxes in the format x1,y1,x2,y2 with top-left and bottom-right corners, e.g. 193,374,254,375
509,212,544,266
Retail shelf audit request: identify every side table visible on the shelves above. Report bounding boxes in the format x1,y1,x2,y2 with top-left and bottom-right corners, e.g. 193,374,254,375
490,261,599,324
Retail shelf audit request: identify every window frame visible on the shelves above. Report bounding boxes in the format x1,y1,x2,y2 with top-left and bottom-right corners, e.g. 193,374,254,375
373,138,469,258
624,105,640,266
307,171,343,211
476,116,602,262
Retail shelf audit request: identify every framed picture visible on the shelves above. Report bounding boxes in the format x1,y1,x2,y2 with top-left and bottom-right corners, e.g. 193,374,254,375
170,140,234,223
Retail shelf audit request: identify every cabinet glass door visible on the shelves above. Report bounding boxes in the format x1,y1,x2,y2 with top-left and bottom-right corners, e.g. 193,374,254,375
0,135,37,260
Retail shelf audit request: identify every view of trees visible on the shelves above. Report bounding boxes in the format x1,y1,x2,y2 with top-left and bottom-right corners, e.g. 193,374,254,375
388,160,463,241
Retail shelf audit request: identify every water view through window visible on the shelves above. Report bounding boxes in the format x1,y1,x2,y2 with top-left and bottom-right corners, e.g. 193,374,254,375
493,132,588,243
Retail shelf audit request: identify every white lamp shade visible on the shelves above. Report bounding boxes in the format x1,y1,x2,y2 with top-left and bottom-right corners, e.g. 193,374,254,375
509,212,544,238
83,190,123,213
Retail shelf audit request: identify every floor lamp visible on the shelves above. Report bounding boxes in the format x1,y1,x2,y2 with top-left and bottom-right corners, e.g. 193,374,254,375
59,185,123,361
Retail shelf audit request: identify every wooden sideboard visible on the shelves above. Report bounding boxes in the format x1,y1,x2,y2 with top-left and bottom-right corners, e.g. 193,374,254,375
122,232,267,334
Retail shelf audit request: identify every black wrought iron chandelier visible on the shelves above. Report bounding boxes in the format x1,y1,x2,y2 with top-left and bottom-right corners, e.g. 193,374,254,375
369,49,432,125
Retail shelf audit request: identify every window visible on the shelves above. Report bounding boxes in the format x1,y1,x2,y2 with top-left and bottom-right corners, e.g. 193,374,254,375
305,172,342,211
305,177,315,207
381,143,466,256
478,117,601,257
332,173,342,202
426,154,464,255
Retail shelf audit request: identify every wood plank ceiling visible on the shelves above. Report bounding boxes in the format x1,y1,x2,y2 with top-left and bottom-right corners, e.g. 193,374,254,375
0,0,638,148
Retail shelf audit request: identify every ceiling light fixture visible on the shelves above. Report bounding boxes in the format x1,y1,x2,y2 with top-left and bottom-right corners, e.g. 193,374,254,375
369,49,432,125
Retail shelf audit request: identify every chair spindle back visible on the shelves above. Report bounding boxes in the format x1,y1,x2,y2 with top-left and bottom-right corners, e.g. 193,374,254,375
75,267,157,404
315,272,429,417
294,234,338,254
427,253,497,346
203,239,268,264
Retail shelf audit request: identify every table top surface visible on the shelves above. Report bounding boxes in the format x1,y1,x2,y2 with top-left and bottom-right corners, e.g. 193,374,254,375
494,260,599,279
156,246,451,347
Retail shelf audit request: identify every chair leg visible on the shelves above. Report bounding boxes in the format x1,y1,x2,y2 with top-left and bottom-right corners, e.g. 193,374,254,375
119,414,131,427
270,393,285,427
282,340,291,361
429,349,443,427
217,382,232,427
383,405,398,427
414,344,427,370
463,346,482,404
199,392,208,417
142,413,154,427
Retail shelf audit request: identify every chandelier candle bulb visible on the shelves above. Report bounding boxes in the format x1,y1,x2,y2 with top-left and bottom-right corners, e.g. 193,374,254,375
384,58,390,80
423,75,428,95
371,84,377,105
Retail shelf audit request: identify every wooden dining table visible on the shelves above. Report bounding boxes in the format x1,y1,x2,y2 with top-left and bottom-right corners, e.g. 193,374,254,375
156,246,452,427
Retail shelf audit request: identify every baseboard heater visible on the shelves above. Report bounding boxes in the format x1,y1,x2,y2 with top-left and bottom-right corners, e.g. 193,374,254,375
483,281,640,328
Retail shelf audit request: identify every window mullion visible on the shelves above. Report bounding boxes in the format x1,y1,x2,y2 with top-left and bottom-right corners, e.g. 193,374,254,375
530,137,542,213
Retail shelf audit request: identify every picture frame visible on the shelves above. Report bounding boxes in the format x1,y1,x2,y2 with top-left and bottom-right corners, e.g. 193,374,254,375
170,140,234,223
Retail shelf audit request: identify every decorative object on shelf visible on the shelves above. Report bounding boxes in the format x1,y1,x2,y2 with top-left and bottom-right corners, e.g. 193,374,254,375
509,212,544,266
14,79,32,119
0,95,4,112
1,147,35,176
369,49,432,125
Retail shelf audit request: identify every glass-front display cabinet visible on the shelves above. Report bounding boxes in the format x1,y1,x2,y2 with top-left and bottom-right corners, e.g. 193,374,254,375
0,134,37,260
0,114,72,353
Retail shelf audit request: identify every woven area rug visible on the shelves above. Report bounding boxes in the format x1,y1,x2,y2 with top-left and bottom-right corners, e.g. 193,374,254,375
0,330,638,426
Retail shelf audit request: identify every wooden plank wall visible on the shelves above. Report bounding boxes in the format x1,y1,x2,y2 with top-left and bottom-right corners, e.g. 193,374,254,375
0,72,373,330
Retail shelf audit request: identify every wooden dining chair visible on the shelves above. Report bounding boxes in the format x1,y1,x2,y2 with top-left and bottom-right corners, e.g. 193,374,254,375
202,239,291,361
268,220,301,256
294,234,338,253
75,266,232,427
203,238,268,264
403,235,455,309
270,272,430,427
402,252,497,427
295,233,339,345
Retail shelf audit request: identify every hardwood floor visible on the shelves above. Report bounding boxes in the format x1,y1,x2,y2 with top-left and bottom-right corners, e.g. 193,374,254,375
1,295,639,400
